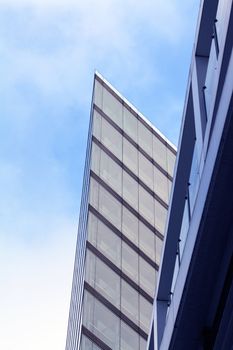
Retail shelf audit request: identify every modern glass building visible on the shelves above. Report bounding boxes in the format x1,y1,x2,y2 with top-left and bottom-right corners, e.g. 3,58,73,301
149,0,233,349
65,72,176,350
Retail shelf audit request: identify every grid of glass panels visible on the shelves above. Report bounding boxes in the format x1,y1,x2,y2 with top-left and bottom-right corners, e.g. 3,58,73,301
80,76,176,350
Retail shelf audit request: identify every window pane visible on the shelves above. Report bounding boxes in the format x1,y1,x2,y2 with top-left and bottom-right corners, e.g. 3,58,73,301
167,149,176,177
87,212,98,246
81,335,93,350
86,250,121,307
89,177,99,209
122,242,138,283
139,257,156,297
99,185,122,229
101,118,122,161
139,221,155,260
123,171,138,210
139,153,153,189
154,201,167,234
123,107,137,143
83,291,120,350
103,87,123,128
156,236,163,265
91,142,101,176
139,295,153,333
97,219,121,268
154,167,169,204
153,136,167,171
121,280,139,324
140,337,147,350
139,186,154,225
94,79,103,109
123,138,138,176
120,321,139,350
92,110,101,141
138,122,152,157
100,149,122,195
122,206,138,245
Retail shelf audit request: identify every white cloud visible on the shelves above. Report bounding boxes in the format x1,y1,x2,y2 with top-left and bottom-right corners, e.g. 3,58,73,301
0,219,76,350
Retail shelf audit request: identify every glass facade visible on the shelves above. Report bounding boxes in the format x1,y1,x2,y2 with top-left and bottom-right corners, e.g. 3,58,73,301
65,73,176,350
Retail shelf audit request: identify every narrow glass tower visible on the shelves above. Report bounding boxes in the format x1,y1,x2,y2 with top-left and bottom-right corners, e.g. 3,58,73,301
65,72,176,350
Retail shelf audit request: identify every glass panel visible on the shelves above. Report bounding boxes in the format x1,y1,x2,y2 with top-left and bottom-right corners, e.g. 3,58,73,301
92,110,101,141
94,79,103,109
91,142,100,176
167,149,176,177
89,177,99,209
123,138,138,176
97,219,121,268
154,200,167,234
101,118,122,161
85,250,120,307
87,212,98,246
99,184,122,229
168,179,172,199
139,295,153,333
123,106,138,143
139,186,154,225
103,87,123,128
120,321,139,350
121,280,139,324
139,257,156,297
139,221,155,260
100,148,122,195
122,206,138,245
80,334,94,350
138,121,153,157
153,135,167,171
83,291,120,350
139,153,153,189
155,236,163,266
123,171,138,210
122,242,138,283
154,167,169,204
140,337,147,350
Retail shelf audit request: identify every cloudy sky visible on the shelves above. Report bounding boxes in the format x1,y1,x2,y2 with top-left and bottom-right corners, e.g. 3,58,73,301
0,1,199,349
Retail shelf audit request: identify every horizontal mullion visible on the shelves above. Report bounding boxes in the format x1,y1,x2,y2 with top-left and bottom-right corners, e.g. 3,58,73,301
92,136,168,210
93,80,176,156
89,205,159,270
94,104,174,181
84,281,148,340
82,325,111,350
90,171,164,240
86,241,154,304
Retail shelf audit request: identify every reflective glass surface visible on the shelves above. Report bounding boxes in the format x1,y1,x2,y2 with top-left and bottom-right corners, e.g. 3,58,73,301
139,257,156,297
121,280,139,325
153,135,167,171
123,106,138,143
85,250,120,307
103,87,123,128
122,206,139,245
87,212,121,268
120,321,139,350
139,221,155,260
83,291,120,350
138,121,153,157
139,186,155,225
123,138,138,175
122,242,139,283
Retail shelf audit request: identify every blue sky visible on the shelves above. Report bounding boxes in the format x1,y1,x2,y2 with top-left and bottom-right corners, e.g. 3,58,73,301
0,1,199,349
